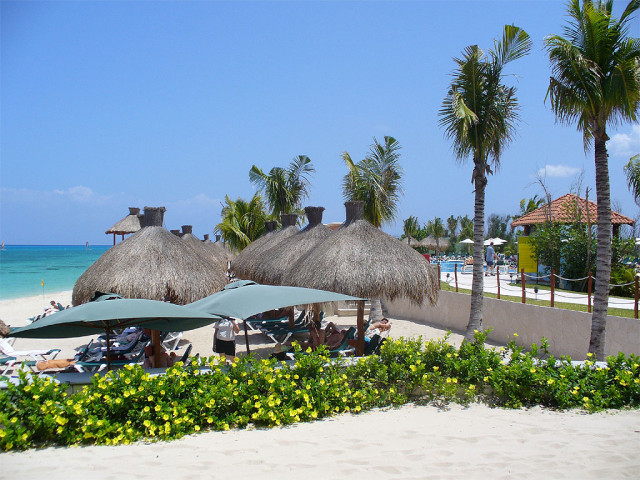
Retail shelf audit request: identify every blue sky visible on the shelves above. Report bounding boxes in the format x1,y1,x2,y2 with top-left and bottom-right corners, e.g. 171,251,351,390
1,0,639,245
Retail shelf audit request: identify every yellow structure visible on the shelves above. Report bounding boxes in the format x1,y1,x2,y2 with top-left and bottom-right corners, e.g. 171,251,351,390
517,236,537,273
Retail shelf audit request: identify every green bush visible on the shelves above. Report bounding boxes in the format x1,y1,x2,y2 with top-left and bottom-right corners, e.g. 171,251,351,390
1,333,639,451
610,267,636,298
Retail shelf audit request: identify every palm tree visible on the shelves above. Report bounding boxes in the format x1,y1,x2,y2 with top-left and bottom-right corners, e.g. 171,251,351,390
624,154,640,205
545,0,640,359
403,215,421,244
249,155,315,218
440,25,532,341
513,195,545,222
342,136,404,228
215,194,268,252
446,215,459,245
458,214,474,240
427,217,446,254
343,136,404,321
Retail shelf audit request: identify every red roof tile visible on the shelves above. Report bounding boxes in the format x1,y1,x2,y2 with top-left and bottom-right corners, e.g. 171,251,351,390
511,193,634,227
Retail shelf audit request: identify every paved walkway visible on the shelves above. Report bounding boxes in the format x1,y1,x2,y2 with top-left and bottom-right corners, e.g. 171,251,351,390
440,269,636,311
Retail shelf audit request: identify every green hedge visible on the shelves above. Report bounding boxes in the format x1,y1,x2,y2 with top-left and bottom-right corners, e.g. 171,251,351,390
1,332,639,451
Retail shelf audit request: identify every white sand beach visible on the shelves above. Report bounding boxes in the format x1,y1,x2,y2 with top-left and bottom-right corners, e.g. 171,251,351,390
2,293,640,479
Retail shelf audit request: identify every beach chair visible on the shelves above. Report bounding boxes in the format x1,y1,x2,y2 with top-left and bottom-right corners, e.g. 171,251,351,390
177,344,192,364
0,339,61,362
0,355,17,376
162,331,183,351
73,346,147,373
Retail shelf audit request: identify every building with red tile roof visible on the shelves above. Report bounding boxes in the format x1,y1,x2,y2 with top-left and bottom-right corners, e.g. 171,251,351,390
511,193,634,235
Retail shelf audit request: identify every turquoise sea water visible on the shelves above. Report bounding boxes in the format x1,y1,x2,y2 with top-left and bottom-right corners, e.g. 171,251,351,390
0,245,110,300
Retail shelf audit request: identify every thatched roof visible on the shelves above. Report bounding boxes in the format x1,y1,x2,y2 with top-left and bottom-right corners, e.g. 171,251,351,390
230,220,278,278
105,207,142,235
251,207,333,285
232,214,299,280
285,202,438,305
181,225,228,271
401,236,422,247
73,207,227,306
204,234,235,261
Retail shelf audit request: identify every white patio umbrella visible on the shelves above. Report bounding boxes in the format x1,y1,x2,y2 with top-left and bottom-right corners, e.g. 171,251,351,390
459,238,474,244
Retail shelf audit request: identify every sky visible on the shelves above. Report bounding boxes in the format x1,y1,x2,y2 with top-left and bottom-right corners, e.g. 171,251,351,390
1,0,639,245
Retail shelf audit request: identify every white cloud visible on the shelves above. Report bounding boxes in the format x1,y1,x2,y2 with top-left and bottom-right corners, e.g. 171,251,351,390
2,185,114,205
168,194,222,210
536,164,581,178
608,125,640,158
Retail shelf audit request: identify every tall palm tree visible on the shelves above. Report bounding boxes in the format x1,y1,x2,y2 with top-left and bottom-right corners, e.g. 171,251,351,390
249,155,315,218
403,215,421,244
440,25,532,341
624,154,640,205
342,136,404,228
545,0,640,359
446,215,459,245
215,194,268,252
427,217,446,254
458,215,474,240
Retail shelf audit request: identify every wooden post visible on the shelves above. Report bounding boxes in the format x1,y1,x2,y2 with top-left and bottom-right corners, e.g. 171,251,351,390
356,300,365,356
113,233,116,246
496,268,500,299
454,263,458,292
243,320,251,354
635,275,639,320
587,271,592,313
521,268,526,304
288,306,295,329
437,264,441,290
550,269,555,308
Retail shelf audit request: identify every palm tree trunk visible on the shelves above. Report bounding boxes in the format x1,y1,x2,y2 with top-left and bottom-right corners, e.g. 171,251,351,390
589,137,612,359
466,166,486,341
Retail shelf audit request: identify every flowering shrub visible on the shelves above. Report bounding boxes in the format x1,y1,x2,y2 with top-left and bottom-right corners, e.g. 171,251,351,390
1,332,639,451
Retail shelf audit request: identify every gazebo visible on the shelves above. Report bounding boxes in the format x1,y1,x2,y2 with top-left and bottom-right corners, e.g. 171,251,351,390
105,207,142,245
511,193,634,236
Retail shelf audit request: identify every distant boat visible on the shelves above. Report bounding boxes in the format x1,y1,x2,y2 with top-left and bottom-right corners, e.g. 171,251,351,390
1,241,4,250
85,241,89,250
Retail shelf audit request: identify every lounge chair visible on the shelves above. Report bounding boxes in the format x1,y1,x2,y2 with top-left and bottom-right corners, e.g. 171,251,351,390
0,355,17,376
0,338,61,362
162,331,183,351
73,346,147,373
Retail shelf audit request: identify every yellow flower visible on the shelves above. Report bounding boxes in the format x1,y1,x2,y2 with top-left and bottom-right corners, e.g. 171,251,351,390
483,376,489,382
433,366,439,371
513,333,518,337
547,379,555,385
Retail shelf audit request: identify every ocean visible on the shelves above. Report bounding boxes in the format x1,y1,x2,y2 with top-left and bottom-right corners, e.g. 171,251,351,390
0,245,110,300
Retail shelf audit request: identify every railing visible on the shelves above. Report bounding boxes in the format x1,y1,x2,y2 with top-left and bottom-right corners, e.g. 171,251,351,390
442,264,639,319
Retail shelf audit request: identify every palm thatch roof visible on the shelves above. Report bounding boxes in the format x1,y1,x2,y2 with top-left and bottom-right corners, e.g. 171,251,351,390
73,207,227,306
251,207,333,285
401,236,422,247
181,225,228,271
286,201,438,305
105,207,142,235
230,220,278,278
0,319,9,337
232,214,299,280
204,234,236,262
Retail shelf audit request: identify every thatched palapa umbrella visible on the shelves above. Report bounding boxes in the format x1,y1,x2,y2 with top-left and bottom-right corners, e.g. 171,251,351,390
73,207,227,306
231,215,299,280
230,221,278,279
252,207,332,286
239,213,299,282
105,207,142,245
204,234,235,264
286,201,438,355
181,225,227,272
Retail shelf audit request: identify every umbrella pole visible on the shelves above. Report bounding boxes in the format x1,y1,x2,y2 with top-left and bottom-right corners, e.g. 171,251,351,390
106,328,112,371
243,319,251,354
356,300,365,356
288,307,295,329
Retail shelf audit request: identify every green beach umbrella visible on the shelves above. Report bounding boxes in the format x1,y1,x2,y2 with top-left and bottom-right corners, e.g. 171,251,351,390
189,280,362,353
189,280,361,320
10,298,221,369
